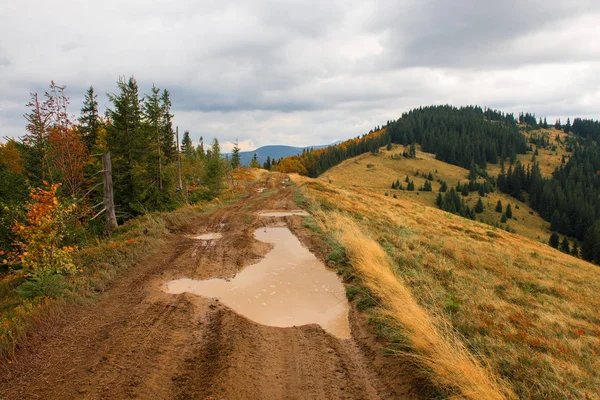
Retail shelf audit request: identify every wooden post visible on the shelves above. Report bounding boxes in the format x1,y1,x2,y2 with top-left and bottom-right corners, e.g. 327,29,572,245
102,153,118,232
176,126,183,191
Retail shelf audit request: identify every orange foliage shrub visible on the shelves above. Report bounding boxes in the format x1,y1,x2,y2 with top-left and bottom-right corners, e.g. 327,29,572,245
10,183,77,275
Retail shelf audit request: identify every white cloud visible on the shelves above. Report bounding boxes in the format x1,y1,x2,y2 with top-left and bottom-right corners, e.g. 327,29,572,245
1,0,600,147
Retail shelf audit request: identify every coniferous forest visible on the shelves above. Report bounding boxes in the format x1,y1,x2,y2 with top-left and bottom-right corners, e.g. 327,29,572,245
276,105,600,265
0,78,231,270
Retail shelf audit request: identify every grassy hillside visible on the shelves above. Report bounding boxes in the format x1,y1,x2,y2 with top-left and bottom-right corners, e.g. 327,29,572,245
487,126,572,178
319,144,551,243
293,172,600,399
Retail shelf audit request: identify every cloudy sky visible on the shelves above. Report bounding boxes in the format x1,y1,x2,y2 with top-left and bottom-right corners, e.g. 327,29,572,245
1,0,599,151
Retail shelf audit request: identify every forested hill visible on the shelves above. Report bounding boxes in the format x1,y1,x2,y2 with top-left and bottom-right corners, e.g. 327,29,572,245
496,118,600,263
276,105,527,177
386,105,527,169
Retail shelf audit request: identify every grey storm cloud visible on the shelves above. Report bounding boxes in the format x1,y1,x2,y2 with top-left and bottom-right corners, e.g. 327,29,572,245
1,0,599,149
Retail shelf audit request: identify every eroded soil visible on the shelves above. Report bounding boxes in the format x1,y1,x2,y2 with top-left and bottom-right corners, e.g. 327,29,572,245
0,174,415,399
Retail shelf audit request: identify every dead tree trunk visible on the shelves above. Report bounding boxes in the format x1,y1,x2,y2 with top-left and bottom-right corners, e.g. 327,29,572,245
102,153,118,232
176,126,183,191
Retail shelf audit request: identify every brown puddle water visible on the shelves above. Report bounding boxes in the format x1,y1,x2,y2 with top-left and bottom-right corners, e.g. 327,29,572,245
189,233,223,240
258,210,310,217
164,227,350,338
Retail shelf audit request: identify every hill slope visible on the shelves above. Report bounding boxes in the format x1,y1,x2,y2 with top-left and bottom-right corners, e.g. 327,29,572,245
293,168,600,399
320,144,550,243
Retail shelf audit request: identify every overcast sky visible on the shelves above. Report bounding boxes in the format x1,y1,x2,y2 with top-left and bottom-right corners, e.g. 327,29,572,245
1,0,599,151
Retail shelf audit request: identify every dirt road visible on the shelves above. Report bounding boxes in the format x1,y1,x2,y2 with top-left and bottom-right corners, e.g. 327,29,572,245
0,175,415,399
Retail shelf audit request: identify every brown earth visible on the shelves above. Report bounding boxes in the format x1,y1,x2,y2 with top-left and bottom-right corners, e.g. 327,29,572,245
0,174,417,400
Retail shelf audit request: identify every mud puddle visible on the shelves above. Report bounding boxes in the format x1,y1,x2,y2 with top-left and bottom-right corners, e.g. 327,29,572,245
189,233,223,240
258,210,310,217
165,227,350,338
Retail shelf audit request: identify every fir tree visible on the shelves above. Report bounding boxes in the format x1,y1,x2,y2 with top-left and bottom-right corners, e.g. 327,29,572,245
439,181,447,192
181,131,194,159
263,156,271,170
495,200,503,213
506,204,513,219
249,153,260,168
205,138,225,197
78,86,99,150
231,139,241,169
407,180,415,191
159,89,176,162
475,198,484,213
549,232,560,249
560,237,570,254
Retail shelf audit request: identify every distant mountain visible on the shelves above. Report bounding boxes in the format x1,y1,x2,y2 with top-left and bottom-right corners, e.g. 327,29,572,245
234,142,341,166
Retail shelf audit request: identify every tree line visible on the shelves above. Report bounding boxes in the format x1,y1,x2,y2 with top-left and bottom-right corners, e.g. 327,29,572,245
0,77,233,273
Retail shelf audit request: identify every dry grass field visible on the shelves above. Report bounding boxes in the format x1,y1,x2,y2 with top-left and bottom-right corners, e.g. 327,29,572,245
319,144,551,243
293,173,600,399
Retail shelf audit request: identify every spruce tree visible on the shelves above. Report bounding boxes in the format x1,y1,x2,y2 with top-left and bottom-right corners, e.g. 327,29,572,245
495,200,502,213
78,86,99,150
475,198,484,213
560,237,570,254
231,139,241,169
205,138,224,197
549,232,560,248
407,180,415,191
506,204,513,219
181,131,194,159
501,213,507,223
159,89,176,162
106,76,145,216
263,156,271,170
249,153,260,168
436,192,443,207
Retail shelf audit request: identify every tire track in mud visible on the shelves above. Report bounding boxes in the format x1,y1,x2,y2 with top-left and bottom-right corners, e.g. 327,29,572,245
0,175,413,399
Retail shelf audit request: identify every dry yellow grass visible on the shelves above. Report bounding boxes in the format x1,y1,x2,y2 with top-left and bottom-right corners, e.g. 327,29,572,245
487,127,572,178
291,173,600,399
319,144,551,242
328,214,511,399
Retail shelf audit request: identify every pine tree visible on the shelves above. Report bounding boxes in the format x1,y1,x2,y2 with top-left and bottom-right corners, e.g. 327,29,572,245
564,117,571,133
436,192,443,207
560,237,570,254
159,89,176,162
249,153,260,168
549,232,560,248
181,131,194,159
144,84,164,191
495,200,503,213
461,184,469,196
501,213,507,223
409,142,416,158
78,86,99,150
231,139,241,169
407,180,415,191
263,156,271,170
205,138,224,197
506,204,513,219
475,198,484,213
572,241,580,258
439,181,447,192
106,76,145,216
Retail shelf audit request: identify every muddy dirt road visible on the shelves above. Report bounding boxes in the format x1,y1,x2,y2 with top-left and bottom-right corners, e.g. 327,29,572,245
0,175,414,399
